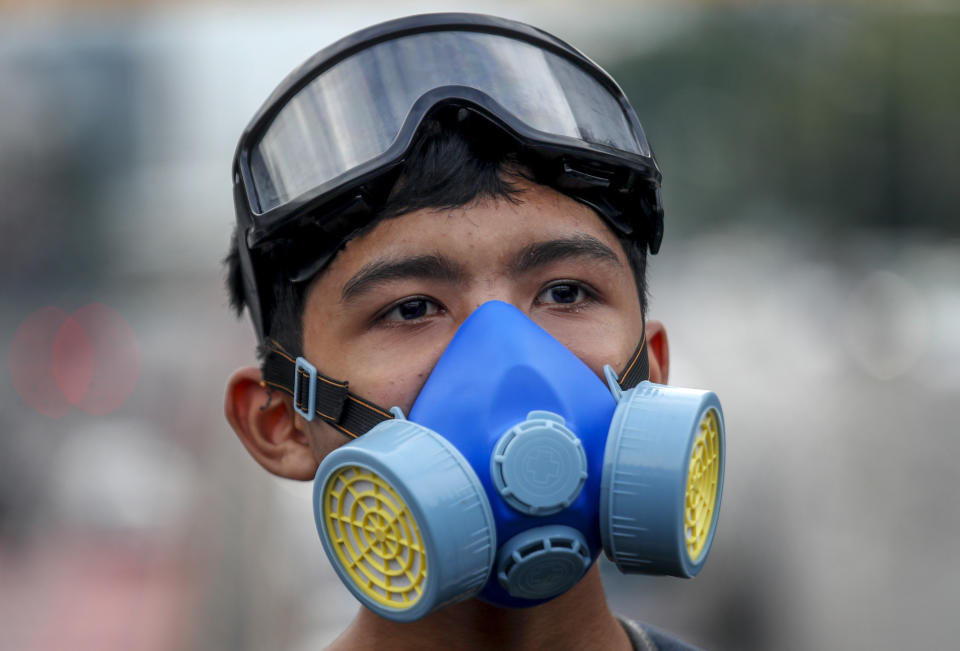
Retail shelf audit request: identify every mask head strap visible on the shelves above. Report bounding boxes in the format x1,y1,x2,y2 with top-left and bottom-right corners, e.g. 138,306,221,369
616,321,649,390
260,340,393,439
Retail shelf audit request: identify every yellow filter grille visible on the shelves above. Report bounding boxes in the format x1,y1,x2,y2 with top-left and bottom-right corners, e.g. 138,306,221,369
684,408,721,563
324,465,427,609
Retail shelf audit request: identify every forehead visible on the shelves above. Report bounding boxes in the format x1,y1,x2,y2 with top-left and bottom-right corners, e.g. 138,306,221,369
312,179,629,292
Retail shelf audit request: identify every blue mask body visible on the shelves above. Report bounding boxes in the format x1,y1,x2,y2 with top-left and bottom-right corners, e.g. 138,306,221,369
408,301,616,606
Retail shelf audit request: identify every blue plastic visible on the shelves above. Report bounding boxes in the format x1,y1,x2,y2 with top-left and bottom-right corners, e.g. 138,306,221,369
490,410,588,516
496,525,591,599
600,381,725,577
408,301,618,608
314,415,496,622
293,356,318,421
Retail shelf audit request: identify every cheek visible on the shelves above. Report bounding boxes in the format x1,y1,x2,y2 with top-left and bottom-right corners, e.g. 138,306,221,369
545,314,644,380
342,339,449,415
566,337,634,380
301,351,440,465
367,368,430,413
305,422,353,461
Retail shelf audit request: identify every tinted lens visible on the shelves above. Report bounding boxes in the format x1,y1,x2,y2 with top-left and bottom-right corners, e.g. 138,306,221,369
249,30,649,213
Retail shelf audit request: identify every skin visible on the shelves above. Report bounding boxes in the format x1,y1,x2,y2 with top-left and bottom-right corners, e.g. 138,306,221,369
225,177,670,651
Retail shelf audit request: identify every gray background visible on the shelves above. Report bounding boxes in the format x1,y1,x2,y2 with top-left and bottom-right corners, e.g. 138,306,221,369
1,2,957,649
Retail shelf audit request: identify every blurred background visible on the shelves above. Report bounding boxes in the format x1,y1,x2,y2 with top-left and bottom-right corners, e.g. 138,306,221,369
1,1,958,649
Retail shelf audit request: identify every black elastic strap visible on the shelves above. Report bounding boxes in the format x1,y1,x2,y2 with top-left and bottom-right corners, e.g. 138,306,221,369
261,341,393,439
617,322,649,390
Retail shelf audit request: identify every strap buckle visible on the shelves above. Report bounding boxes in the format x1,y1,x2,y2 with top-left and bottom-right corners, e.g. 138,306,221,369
293,357,317,421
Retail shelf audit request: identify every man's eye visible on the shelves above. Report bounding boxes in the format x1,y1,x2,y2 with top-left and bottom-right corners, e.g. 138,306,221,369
382,298,439,322
537,282,589,305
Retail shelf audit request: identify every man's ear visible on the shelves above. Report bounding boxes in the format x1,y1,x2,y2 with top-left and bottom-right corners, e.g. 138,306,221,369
646,319,669,384
224,366,319,480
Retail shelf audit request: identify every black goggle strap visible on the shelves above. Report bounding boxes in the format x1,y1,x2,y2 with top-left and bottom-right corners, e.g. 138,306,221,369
260,340,393,440
617,321,650,390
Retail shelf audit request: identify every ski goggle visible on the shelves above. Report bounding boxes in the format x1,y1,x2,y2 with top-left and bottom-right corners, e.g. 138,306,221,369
232,13,664,343
247,29,652,214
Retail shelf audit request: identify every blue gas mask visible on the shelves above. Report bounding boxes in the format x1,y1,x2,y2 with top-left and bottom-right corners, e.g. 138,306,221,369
310,301,724,621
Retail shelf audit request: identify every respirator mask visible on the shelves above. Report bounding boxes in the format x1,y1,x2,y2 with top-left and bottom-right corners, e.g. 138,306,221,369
302,301,724,621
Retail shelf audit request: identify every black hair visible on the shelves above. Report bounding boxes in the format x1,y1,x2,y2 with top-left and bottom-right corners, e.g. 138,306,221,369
224,110,649,360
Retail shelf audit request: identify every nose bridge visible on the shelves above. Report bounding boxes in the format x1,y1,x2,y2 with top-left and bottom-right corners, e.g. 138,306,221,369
410,295,523,407
460,275,524,321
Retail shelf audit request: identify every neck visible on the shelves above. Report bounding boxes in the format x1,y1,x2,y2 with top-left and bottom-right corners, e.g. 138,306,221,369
326,566,631,651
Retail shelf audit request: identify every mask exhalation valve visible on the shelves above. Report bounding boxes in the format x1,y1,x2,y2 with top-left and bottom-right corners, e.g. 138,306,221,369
496,525,591,599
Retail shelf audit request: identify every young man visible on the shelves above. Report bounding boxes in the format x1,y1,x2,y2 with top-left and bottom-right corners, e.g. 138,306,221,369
224,13,719,651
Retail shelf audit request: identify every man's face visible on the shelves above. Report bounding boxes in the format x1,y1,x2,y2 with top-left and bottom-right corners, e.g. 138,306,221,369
297,178,646,460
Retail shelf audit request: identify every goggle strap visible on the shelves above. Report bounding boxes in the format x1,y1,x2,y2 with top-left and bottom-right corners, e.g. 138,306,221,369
261,341,393,440
617,322,649,390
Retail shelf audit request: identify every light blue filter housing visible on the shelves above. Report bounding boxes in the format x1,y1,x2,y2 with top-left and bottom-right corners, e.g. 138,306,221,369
600,381,725,577
314,416,496,622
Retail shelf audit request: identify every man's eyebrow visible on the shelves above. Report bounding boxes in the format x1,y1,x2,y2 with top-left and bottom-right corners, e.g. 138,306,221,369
340,254,468,303
509,235,623,276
